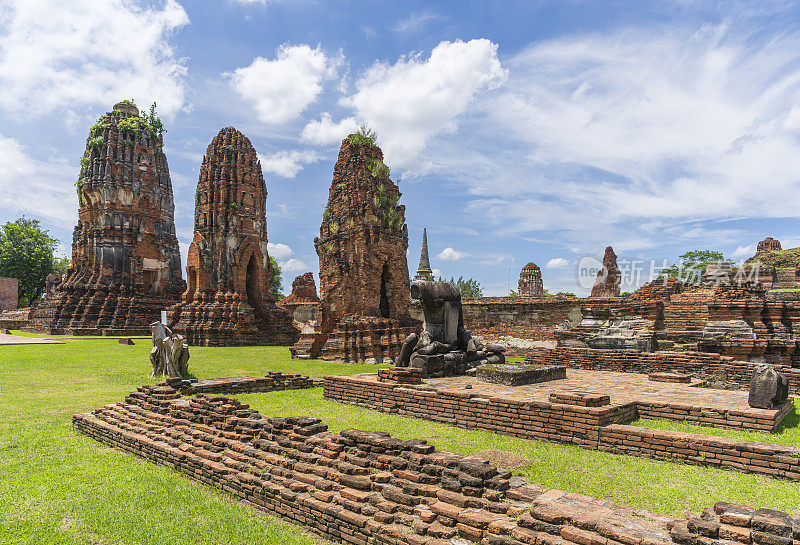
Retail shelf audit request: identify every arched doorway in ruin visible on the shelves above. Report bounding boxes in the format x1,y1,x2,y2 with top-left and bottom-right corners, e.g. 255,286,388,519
379,262,390,318
246,252,260,311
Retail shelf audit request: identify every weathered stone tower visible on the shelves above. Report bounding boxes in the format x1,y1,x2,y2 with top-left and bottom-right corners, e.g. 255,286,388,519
590,246,621,298
414,228,435,282
27,101,184,335
292,134,419,362
168,127,296,346
518,262,544,297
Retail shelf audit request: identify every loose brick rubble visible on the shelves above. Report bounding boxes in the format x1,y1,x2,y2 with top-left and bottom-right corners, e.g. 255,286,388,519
168,127,296,346
291,136,420,362
28,101,184,335
74,384,800,544
324,371,799,481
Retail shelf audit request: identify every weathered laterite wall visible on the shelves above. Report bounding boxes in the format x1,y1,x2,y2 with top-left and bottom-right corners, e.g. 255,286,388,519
75,383,800,545
411,297,583,343
0,277,18,311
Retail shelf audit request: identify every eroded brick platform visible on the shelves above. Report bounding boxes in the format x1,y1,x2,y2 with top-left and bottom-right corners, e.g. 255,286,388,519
74,384,800,544
324,371,799,481
168,372,319,395
525,346,800,394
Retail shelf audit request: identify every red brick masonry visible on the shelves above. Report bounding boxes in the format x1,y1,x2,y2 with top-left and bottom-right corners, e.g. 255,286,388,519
74,384,800,544
324,374,800,481
525,347,800,393
175,372,319,395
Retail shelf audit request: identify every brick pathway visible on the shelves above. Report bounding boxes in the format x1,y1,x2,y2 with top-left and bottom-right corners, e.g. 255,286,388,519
0,334,64,345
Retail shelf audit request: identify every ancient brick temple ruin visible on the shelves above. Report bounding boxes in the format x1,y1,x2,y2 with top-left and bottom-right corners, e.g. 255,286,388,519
590,246,621,298
518,262,543,297
291,134,419,362
167,127,295,346
548,236,800,367
756,236,782,255
27,101,184,335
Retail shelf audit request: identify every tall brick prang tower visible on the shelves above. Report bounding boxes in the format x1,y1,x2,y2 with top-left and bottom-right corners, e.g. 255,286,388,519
168,127,296,346
27,101,184,335
590,246,622,298
291,133,419,362
518,262,544,297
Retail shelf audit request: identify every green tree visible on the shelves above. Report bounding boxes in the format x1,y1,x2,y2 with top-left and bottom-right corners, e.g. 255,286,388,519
437,275,483,298
0,218,60,306
268,256,284,300
508,289,519,297
53,256,71,275
658,250,731,284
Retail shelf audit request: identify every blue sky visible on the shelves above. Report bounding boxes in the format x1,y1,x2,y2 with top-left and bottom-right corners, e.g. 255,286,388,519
2,1,800,296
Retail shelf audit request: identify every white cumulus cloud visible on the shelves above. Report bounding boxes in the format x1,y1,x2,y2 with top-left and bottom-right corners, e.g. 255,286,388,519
0,134,77,227
259,150,321,178
280,258,309,274
0,0,189,118
437,247,466,261
229,44,338,124
730,244,756,259
267,242,293,260
301,113,358,145
340,39,507,169
546,257,570,269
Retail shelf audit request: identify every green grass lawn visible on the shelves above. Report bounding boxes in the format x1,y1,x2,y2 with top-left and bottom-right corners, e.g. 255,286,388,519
1,339,799,545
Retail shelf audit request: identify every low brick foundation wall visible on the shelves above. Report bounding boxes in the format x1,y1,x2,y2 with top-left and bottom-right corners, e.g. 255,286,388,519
74,383,799,545
526,346,800,393
324,375,800,481
185,372,319,395
599,425,800,480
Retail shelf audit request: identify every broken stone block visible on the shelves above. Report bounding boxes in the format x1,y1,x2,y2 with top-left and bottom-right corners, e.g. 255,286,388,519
748,364,789,409
477,364,566,386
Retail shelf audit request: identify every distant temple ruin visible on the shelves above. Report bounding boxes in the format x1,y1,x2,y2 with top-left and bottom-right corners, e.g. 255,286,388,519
291,133,419,362
590,246,621,298
167,127,295,346
27,101,184,335
518,262,543,297
414,228,435,281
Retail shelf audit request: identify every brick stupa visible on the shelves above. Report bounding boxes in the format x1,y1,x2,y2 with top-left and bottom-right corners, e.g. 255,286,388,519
291,134,420,362
590,246,621,298
167,127,296,346
27,101,184,335
518,262,544,297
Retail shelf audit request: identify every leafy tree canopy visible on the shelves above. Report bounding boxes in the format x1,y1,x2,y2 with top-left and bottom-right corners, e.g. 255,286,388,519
437,275,483,298
658,250,731,284
268,256,284,300
0,218,64,306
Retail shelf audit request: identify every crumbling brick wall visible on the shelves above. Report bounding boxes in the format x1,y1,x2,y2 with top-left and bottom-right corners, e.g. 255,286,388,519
75,382,800,544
